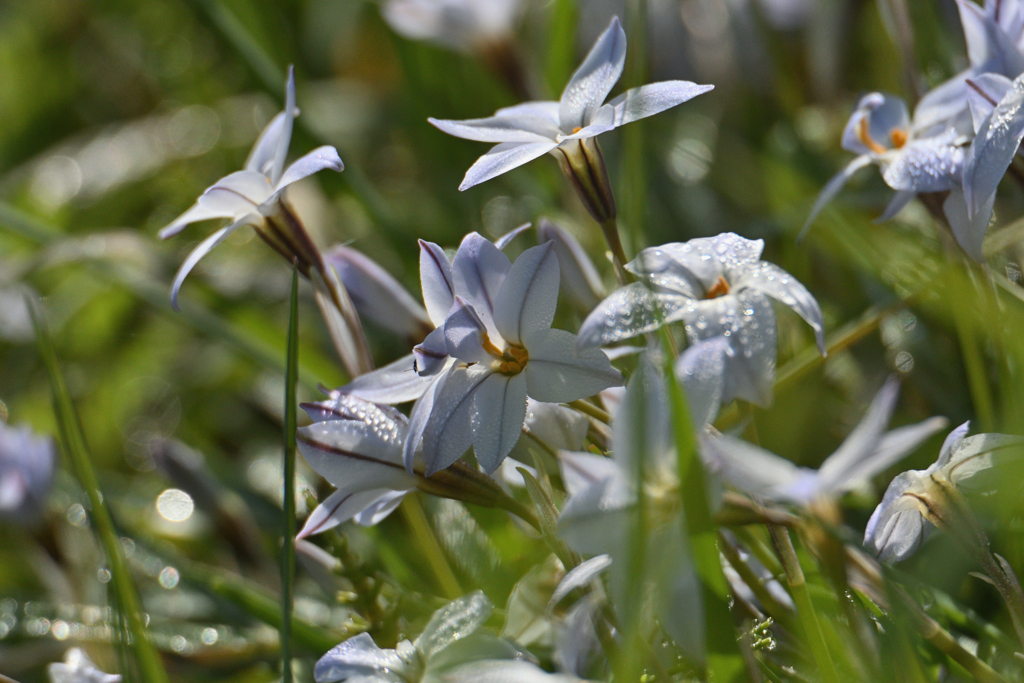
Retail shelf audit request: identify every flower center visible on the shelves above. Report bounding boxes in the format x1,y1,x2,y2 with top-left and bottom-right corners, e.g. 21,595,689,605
480,332,529,375
704,275,731,299
857,117,907,154
572,126,583,134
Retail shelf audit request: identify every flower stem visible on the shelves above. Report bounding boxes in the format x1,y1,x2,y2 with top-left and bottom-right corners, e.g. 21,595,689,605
280,268,299,683
400,494,463,600
599,217,632,285
567,398,611,424
767,524,840,683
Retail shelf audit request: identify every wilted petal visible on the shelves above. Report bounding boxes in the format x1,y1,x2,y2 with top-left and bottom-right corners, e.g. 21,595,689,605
415,326,452,376
315,632,405,683
943,186,992,262
597,81,714,128
452,232,512,322
493,243,559,345
169,216,254,311
559,16,627,131
576,283,691,349
329,245,431,339
420,240,456,326
537,219,604,310
471,372,528,473
674,337,733,427
735,262,825,355
415,591,493,659
459,141,559,191
964,73,1024,217
274,146,344,194
876,190,916,222
525,329,622,403
341,354,437,404
428,115,558,144
801,155,873,238
422,364,493,475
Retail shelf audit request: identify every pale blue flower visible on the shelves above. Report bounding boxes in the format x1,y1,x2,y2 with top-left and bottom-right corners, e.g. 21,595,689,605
48,649,121,683
0,422,55,522
382,0,522,53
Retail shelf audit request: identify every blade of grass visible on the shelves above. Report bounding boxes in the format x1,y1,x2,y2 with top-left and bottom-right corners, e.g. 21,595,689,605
281,268,299,683
400,493,464,600
29,300,170,683
544,0,577,98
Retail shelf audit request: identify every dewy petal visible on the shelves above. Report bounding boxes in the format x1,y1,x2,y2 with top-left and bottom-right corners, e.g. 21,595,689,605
559,16,627,131
169,215,255,311
493,242,559,345
428,115,559,144
404,370,449,473
598,81,714,128
576,283,691,349
673,337,732,427
735,262,826,355
629,233,763,294
943,186,993,262
444,298,494,364
300,393,408,426
537,219,604,310
420,239,456,326
415,591,493,660
270,65,297,186
297,420,415,495
471,371,528,473
422,364,493,475
459,140,559,191
414,326,451,376
525,329,623,403
967,73,1013,133
452,232,512,323
341,353,438,404
328,245,431,339
801,155,874,238
964,73,1024,217
315,632,405,683
881,136,963,193
159,170,272,239
274,145,344,193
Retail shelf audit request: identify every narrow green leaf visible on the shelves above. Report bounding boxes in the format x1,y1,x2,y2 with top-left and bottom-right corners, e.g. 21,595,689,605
281,267,299,683
544,0,577,97
30,300,170,683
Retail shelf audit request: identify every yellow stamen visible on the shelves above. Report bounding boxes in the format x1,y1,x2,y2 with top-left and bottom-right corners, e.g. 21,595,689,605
890,128,908,149
705,275,731,300
857,117,888,155
572,126,583,134
480,331,505,359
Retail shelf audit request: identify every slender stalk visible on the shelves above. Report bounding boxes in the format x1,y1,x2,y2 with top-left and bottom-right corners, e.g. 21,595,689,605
280,269,299,683
567,399,611,424
767,525,840,683
400,494,463,600
30,302,169,683
599,217,632,285
953,302,996,432
718,531,795,631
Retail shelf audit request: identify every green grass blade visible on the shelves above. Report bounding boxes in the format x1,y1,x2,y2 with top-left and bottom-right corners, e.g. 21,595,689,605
29,300,170,683
281,268,299,682
544,0,577,97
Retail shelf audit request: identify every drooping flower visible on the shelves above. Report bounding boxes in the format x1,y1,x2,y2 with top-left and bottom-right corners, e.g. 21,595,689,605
315,591,585,683
48,648,121,683
699,376,948,506
864,421,1024,563
577,232,825,406
428,16,712,223
0,421,55,522
406,242,622,475
159,67,372,376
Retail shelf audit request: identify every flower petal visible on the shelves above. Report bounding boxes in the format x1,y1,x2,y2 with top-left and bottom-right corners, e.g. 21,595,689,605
300,393,408,426
801,155,874,239
452,232,512,322
549,554,612,609
444,297,494,364
314,632,404,683
699,433,804,500
863,471,930,563
966,73,1013,133
943,186,992,262
559,16,627,131
597,81,714,127
459,140,559,191
493,242,559,344
159,170,271,239
428,115,558,144
297,420,414,494
404,371,449,473
415,591,493,660
340,353,438,404
963,73,1024,217
271,65,297,186
882,136,963,193
422,364,493,475
414,326,451,376
840,93,910,156
575,283,690,349
537,219,604,310
298,488,408,539
875,190,916,223
495,100,561,124
613,358,672,482
169,216,255,311
674,336,733,427
493,221,533,250
352,489,408,526
936,420,972,467
735,262,825,355
274,145,344,193
525,329,623,403
471,372,527,473
420,239,456,326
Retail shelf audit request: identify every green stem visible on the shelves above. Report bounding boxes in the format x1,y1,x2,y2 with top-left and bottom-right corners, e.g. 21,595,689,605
401,494,463,600
30,302,169,683
567,399,611,424
280,269,299,683
767,525,840,683
599,217,632,285
953,302,996,432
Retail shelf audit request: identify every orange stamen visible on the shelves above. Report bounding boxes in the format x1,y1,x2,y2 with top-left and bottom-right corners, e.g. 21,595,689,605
572,126,583,134
857,117,888,155
705,275,731,300
890,128,909,149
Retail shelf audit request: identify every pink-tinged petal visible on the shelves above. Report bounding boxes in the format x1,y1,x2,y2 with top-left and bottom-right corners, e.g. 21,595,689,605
525,329,622,403
273,146,344,194
471,372,527,473
428,115,558,144
340,354,436,404
458,140,559,191
538,219,604,310
734,262,825,355
597,81,714,128
159,170,272,239
169,215,256,310
493,242,559,344
413,326,451,376
559,16,627,131
800,155,874,239
422,364,493,475
451,232,511,322
419,239,456,326
444,297,494,364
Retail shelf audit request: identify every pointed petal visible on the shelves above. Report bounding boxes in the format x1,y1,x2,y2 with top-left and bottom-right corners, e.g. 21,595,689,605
963,73,1024,217
297,420,415,493
735,262,825,355
863,471,930,563
314,632,403,682
559,16,627,130
882,137,963,193
493,242,559,344
428,115,558,143
159,199,238,240
340,353,436,404
159,170,271,239
414,326,451,376
328,245,431,339
966,73,1013,133
422,364,493,475
538,219,604,310
494,221,533,250
416,591,493,659
270,65,297,186
495,100,561,123
525,329,623,403
444,297,494,364
699,433,805,500
937,420,972,467
301,393,408,426
848,416,949,488
452,232,512,322
352,489,407,526
472,372,527,473
274,146,344,193
169,216,254,310
576,283,691,349
521,400,589,452
800,155,874,239
420,240,456,326
404,371,449,473
944,432,1024,485
549,554,613,609
459,141,559,191
298,488,405,539
437,660,583,683
943,186,992,262
876,190,916,223
598,81,714,127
